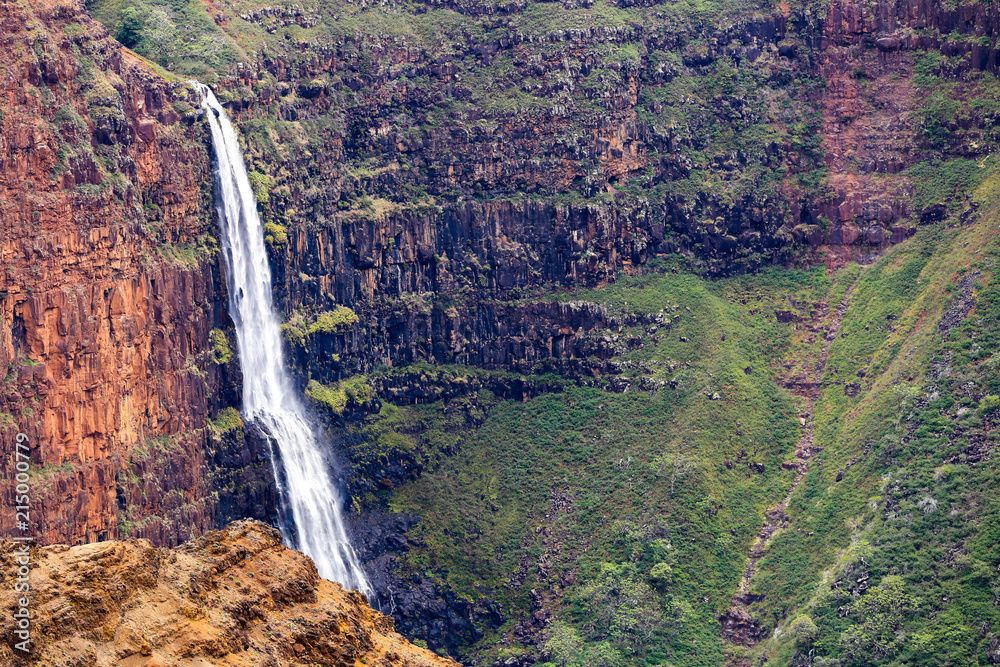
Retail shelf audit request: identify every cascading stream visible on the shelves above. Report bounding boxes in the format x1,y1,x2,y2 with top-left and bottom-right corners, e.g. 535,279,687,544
195,83,372,596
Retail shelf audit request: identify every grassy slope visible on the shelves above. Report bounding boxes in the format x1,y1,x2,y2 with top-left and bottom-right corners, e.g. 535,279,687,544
371,169,1000,667
382,270,823,666
736,168,1000,666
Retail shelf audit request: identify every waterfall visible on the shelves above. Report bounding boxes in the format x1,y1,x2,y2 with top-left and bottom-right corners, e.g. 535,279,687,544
195,83,372,596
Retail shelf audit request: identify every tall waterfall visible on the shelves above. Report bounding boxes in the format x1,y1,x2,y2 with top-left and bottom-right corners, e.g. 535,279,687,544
196,83,372,596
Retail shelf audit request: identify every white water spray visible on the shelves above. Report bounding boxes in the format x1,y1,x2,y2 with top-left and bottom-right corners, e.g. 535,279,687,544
195,83,372,596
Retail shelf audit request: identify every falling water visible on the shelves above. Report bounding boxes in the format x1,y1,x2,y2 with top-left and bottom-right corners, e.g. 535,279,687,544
195,83,372,596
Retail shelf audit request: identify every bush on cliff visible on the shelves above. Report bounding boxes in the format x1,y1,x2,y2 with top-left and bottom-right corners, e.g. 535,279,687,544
248,170,272,206
309,306,359,334
282,307,358,346
209,328,232,364
263,222,287,246
208,407,243,437
306,376,376,416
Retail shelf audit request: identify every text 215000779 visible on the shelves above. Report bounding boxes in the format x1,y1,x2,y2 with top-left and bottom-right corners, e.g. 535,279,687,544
11,432,32,652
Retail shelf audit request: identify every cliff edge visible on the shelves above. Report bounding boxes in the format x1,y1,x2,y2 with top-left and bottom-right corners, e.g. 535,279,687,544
0,519,458,667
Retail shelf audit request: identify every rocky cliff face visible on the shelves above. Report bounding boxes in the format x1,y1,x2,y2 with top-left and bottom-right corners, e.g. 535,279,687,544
70,0,1000,658
0,519,458,666
210,0,1000,658
10,0,992,550
0,0,275,547
186,0,1000,378
811,0,1000,266
4,0,1000,663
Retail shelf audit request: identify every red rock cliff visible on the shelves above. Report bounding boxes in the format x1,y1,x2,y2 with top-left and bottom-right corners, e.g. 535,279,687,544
0,0,265,547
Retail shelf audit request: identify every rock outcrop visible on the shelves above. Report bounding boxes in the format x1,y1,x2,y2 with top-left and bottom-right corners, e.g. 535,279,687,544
188,0,1000,392
0,519,459,666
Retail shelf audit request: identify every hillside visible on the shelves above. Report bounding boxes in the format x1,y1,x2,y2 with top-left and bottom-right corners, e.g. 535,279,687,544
1,0,999,664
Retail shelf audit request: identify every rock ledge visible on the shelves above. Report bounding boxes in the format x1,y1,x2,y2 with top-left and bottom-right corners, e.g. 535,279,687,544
0,519,459,667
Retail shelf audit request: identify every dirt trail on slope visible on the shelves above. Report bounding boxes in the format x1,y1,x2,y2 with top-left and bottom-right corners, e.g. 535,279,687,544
720,283,857,654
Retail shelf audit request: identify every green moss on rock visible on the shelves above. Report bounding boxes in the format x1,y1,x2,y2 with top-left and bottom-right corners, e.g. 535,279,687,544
248,170,272,206
282,307,359,346
263,221,287,246
309,306,359,334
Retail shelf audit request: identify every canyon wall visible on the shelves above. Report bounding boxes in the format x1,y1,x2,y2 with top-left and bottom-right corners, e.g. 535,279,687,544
199,0,1000,362
2,0,999,660
0,0,275,547
2,0,989,552
198,0,1000,657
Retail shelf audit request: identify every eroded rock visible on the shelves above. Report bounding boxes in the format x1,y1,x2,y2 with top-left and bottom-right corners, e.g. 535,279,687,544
0,520,460,666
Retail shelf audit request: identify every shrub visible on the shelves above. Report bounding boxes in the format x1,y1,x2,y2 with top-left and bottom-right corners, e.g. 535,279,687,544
208,407,243,436
281,311,309,346
53,105,88,137
282,306,357,346
117,6,146,48
248,170,272,206
838,577,917,660
978,394,1000,415
788,615,818,645
209,328,232,364
308,306,359,334
544,622,585,666
305,376,376,416
264,221,287,246
648,562,673,591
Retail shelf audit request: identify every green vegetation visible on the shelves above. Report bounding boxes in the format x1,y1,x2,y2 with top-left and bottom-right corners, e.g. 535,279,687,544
372,267,813,666
334,166,1000,665
263,221,287,246
248,170,272,206
209,328,232,364
310,306,359,332
156,235,217,268
87,0,241,79
208,407,244,436
907,157,993,210
281,306,358,345
979,394,1000,416
733,159,1000,667
305,376,376,416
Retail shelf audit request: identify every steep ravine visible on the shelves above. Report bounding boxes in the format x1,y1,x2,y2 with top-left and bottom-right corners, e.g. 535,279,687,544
721,283,857,649
4,0,1000,664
